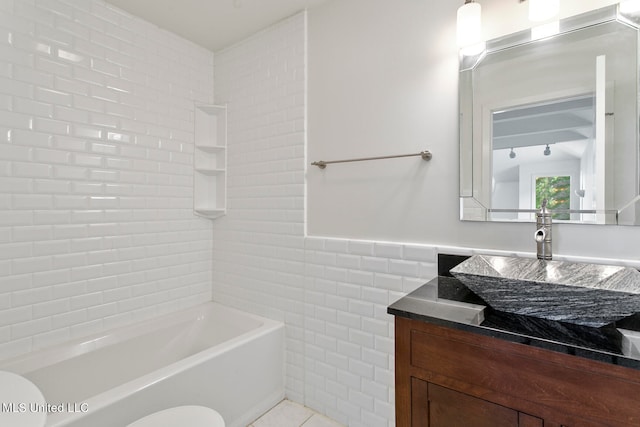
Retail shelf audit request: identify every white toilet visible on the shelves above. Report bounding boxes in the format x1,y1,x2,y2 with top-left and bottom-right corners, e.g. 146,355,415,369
0,371,47,427
127,405,225,427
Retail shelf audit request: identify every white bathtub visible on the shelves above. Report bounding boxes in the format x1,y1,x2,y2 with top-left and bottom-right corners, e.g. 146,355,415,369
0,302,285,427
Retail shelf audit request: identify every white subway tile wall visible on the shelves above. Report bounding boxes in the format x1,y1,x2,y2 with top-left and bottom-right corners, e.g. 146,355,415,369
212,13,441,427
0,0,214,360
302,238,438,427
212,9,308,406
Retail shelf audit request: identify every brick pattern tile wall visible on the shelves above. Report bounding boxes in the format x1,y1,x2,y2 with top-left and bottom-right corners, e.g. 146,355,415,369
304,237,438,427
212,12,442,427
212,11,308,405
0,0,214,360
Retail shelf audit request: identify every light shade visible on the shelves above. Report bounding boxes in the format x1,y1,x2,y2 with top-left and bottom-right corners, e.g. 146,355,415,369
529,0,559,22
620,0,640,14
531,20,559,40
457,1,482,48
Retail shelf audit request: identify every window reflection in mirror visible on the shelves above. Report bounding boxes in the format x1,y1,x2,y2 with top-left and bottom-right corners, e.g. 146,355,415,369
536,176,571,220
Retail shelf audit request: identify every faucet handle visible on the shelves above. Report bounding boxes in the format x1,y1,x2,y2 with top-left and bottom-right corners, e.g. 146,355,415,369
539,198,551,214
537,198,552,222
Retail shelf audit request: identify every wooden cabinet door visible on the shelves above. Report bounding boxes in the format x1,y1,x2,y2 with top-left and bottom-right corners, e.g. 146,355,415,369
411,378,542,427
428,382,518,427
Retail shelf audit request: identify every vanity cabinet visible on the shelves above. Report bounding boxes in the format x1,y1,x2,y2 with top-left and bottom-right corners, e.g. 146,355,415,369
395,316,640,427
193,104,227,219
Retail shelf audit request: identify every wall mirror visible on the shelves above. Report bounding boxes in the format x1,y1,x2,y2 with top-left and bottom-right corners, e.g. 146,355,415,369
459,4,640,225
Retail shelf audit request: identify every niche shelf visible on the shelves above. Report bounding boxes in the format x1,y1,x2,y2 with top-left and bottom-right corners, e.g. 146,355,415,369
194,104,227,219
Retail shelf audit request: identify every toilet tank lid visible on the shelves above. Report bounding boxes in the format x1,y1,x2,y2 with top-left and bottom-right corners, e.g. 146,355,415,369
0,371,47,427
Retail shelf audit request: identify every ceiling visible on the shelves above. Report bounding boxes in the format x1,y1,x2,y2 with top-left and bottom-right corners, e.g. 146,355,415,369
492,96,594,151
104,0,328,52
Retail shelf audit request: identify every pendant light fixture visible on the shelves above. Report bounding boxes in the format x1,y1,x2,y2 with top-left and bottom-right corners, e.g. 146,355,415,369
620,0,640,14
456,1,563,54
528,0,559,22
528,0,559,40
457,0,484,56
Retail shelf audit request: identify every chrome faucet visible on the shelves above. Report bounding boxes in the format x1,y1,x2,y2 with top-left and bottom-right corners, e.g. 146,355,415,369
535,199,552,260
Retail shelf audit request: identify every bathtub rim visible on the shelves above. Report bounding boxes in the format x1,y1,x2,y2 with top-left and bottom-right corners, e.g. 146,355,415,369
0,301,276,373
0,302,285,427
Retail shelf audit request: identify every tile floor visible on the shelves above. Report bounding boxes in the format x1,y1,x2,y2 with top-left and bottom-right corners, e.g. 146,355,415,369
248,399,344,427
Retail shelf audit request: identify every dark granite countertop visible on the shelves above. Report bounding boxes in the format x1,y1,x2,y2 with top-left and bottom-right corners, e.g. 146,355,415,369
388,266,640,371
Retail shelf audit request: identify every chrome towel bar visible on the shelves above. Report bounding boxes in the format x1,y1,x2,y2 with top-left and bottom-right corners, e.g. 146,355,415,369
311,150,432,169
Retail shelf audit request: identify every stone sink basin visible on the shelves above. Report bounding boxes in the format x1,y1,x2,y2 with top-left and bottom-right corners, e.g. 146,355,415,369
450,255,640,327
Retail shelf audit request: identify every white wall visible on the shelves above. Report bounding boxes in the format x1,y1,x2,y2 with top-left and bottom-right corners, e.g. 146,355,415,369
0,0,214,361
307,0,640,262
307,0,458,244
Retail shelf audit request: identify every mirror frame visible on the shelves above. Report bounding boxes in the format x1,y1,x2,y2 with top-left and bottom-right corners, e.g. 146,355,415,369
459,4,640,224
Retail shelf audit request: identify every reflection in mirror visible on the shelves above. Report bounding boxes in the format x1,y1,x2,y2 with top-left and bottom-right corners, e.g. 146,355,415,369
491,95,595,222
459,4,640,225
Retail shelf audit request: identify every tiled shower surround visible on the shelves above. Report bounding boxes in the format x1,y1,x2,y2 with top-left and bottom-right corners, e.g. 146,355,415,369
0,0,214,359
